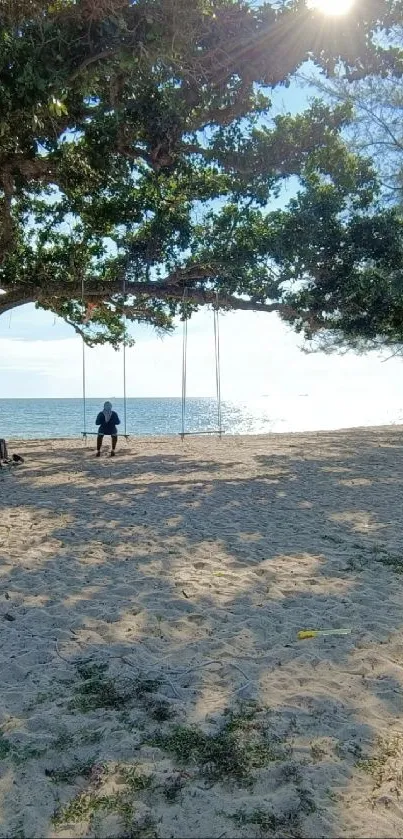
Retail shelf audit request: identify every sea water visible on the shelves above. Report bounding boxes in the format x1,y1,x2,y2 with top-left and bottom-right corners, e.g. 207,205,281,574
1,395,403,439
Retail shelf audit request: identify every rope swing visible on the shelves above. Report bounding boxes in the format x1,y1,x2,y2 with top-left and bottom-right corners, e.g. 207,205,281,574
181,287,189,440
122,277,128,437
81,274,87,438
213,294,222,435
81,275,129,442
180,288,223,440
80,279,223,442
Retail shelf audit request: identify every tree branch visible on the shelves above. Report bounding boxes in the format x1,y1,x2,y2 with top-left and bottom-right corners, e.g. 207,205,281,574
56,279,300,318
1,157,56,185
63,318,88,340
0,290,35,316
68,49,118,84
0,171,15,263
0,278,297,321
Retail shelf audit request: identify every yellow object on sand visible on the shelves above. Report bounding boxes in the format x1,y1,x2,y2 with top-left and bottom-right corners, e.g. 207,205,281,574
297,629,352,640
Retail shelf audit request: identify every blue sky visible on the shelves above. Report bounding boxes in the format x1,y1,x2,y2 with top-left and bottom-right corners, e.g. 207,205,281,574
1,71,403,430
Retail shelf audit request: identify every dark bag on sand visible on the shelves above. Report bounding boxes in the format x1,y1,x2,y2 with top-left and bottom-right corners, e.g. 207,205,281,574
12,454,24,464
0,439,8,461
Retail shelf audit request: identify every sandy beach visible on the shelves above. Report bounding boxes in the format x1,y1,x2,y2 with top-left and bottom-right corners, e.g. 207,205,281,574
1,427,403,838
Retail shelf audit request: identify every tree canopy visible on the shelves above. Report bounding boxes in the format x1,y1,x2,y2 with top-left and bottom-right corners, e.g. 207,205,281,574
1,0,402,349
305,22,403,206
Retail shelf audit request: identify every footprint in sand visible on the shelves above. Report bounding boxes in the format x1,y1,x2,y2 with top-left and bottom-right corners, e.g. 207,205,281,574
186,614,206,624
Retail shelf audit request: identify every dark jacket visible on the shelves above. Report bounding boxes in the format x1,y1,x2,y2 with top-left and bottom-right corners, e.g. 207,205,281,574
96,411,120,436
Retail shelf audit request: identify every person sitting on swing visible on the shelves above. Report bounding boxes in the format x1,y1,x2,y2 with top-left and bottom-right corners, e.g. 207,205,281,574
95,401,120,457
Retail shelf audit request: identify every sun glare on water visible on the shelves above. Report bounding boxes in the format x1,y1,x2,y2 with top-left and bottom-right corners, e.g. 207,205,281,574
308,0,354,15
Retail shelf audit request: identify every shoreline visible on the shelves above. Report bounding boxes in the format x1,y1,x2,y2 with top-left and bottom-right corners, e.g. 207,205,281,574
6,421,403,446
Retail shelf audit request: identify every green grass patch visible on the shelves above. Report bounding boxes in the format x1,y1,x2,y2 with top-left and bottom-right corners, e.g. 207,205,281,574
52,730,75,751
149,699,175,723
0,733,12,759
12,744,47,764
229,788,315,838
77,727,104,746
52,789,141,829
52,776,158,836
161,773,186,802
230,807,300,837
45,759,96,784
51,760,157,832
280,763,303,784
367,544,403,574
52,791,116,826
121,813,159,839
343,543,403,575
70,663,131,713
134,677,162,699
374,553,403,573
7,819,26,839
69,664,163,715
298,787,317,815
356,735,402,789
0,731,47,764
118,765,154,792
310,742,327,763
153,705,287,784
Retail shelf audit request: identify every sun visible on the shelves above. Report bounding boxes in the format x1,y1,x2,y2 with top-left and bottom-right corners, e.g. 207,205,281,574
307,0,354,15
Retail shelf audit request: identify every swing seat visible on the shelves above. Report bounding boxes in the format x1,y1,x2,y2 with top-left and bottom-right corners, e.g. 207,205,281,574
178,429,224,436
82,431,130,438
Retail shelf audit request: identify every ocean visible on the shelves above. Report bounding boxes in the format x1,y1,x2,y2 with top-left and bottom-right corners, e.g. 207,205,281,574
2,397,268,439
1,395,403,440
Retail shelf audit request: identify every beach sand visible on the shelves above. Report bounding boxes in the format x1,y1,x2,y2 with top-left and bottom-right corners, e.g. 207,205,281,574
1,427,403,838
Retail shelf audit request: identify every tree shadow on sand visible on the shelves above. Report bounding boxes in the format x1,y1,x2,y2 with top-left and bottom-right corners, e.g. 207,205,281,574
1,428,403,837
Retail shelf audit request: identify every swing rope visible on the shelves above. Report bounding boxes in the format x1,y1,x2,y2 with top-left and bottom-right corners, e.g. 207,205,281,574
81,275,129,440
181,287,188,441
81,274,87,441
213,290,222,437
81,277,221,442
180,287,223,440
122,277,128,437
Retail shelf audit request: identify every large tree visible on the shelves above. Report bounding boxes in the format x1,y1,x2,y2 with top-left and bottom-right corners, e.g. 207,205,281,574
0,0,402,346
